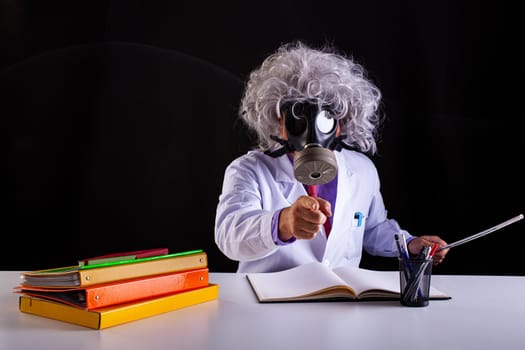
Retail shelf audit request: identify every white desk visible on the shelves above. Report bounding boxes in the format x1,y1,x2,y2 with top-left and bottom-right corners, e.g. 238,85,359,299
1,271,524,350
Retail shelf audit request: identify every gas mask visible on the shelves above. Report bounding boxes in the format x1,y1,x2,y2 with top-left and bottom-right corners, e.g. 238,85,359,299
265,100,348,185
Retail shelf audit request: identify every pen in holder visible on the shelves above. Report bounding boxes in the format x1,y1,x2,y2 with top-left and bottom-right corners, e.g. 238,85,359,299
399,257,432,307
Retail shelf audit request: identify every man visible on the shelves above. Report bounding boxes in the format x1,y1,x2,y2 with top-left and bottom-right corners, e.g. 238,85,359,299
215,41,448,273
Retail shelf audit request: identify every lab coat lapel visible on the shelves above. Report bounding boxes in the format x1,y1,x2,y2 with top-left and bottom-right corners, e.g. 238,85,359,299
333,151,355,233
324,152,355,251
272,154,305,203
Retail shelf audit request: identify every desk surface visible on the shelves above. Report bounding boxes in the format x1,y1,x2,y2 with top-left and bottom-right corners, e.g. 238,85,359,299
1,271,524,350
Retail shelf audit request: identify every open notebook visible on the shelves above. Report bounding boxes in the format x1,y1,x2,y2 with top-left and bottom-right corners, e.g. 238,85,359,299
246,262,450,302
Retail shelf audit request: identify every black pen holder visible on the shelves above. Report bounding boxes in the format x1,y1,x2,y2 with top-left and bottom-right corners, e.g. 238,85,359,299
398,258,432,307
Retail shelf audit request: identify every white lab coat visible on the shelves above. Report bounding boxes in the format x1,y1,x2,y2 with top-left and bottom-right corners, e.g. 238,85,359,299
214,149,411,273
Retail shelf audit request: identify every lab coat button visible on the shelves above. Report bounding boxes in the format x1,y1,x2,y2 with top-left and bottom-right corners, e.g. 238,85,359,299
324,260,330,266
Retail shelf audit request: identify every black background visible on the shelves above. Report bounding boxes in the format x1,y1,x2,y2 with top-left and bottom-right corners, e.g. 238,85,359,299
3,1,524,274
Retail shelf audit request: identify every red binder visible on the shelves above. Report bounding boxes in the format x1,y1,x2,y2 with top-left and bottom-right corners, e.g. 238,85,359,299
78,248,169,266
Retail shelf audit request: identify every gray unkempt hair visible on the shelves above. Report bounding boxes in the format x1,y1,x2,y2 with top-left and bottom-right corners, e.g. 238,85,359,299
239,41,383,154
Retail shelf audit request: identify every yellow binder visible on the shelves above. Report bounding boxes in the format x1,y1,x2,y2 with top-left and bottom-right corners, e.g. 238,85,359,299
19,284,219,329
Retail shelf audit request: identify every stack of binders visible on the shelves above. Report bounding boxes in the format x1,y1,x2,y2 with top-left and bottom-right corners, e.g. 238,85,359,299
15,249,218,329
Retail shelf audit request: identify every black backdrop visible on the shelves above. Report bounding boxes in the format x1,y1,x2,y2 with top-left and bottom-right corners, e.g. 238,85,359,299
3,1,524,274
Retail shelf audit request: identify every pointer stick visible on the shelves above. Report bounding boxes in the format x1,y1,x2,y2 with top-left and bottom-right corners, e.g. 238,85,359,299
438,214,523,251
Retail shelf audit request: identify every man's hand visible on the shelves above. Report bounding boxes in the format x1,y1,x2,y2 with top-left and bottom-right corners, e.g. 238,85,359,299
408,235,449,265
278,195,332,241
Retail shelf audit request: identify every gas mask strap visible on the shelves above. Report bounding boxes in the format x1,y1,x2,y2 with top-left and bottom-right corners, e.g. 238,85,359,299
331,134,357,152
264,135,295,158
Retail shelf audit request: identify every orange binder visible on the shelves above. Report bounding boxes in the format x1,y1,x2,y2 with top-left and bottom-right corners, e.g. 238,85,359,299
16,268,209,309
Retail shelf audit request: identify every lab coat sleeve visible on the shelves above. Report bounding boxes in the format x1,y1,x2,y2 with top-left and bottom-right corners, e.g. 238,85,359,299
214,158,279,262
362,174,413,257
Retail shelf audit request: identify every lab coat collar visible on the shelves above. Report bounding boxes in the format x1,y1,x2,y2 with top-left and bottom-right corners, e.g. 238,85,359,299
272,153,298,183
334,150,355,179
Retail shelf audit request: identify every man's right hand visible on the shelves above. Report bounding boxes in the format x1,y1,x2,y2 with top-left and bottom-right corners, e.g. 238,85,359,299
278,195,332,241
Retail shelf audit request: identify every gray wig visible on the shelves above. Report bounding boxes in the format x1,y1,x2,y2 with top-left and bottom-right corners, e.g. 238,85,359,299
239,41,383,154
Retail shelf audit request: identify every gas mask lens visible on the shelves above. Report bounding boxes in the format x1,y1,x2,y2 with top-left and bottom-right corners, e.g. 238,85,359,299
316,110,336,134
